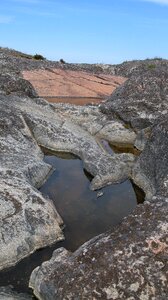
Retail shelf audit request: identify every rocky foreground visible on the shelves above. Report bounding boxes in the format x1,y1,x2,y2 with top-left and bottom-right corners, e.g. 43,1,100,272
0,48,167,299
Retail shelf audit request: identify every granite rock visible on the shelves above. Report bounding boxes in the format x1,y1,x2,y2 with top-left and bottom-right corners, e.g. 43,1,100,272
29,196,168,300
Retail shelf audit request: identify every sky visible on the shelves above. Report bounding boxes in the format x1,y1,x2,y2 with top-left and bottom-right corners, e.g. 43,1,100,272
0,0,168,64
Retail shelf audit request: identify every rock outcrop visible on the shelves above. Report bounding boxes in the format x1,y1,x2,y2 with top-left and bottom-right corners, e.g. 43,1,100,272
100,60,168,130
28,60,168,299
0,47,137,271
0,47,167,299
29,196,168,300
22,69,126,99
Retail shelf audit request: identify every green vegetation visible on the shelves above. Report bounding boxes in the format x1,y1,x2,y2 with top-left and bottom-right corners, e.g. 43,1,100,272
33,54,45,60
147,64,156,69
60,58,66,64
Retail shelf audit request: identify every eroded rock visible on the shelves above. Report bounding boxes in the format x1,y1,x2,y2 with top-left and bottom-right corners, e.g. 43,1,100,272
132,115,168,199
29,197,168,300
0,97,64,271
0,91,137,270
100,61,168,130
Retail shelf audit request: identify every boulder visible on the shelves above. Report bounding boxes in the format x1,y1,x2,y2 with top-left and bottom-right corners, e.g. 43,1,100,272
100,62,168,130
29,196,168,300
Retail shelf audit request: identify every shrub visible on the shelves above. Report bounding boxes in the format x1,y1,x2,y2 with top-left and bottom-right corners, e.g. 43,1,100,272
148,64,156,69
60,58,66,64
33,54,45,60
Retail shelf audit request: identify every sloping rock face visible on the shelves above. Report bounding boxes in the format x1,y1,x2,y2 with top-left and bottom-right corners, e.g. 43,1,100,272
132,116,168,199
0,96,64,271
100,60,168,130
29,197,168,300
22,69,126,99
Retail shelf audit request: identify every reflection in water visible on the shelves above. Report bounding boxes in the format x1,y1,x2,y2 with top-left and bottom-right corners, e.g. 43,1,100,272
0,152,144,295
40,154,144,251
44,96,104,105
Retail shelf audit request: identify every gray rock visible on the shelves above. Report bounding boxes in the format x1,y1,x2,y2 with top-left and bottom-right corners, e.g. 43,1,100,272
0,96,64,271
29,197,168,300
0,73,37,98
132,115,168,199
0,92,136,270
0,286,32,300
100,62,168,130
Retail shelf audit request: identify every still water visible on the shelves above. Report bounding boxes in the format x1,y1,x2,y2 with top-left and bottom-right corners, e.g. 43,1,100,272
0,152,144,295
44,96,104,105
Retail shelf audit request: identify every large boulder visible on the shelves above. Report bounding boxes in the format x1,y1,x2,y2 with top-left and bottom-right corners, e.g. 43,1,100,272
0,96,64,271
29,196,168,300
100,61,168,130
0,73,37,97
132,115,168,199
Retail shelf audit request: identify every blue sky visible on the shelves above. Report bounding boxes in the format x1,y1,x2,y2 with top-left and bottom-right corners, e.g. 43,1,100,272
0,0,168,63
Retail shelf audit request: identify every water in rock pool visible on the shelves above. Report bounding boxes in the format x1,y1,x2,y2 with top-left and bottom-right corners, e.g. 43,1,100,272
0,151,144,296
44,96,104,105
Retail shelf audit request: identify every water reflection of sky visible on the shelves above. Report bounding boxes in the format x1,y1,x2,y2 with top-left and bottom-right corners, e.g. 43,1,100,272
0,153,143,295
40,154,139,251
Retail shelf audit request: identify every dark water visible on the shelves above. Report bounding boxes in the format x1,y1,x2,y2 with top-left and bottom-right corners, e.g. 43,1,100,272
44,96,104,105
0,152,144,296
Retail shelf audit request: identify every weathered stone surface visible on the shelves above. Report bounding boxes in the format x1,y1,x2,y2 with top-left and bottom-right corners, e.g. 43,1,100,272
0,47,167,299
0,73,37,98
4,95,135,190
0,286,31,300
27,59,168,300
0,96,64,271
29,197,168,300
100,61,168,130
132,115,168,199
53,103,136,144
0,92,136,270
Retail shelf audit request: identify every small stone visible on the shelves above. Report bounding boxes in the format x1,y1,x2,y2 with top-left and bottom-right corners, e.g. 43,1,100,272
97,191,104,197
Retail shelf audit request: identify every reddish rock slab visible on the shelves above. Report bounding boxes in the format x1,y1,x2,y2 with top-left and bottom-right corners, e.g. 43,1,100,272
22,68,126,104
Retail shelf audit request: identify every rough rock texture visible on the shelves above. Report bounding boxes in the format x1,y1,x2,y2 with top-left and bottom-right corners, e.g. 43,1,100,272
0,47,167,299
0,48,137,271
0,287,31,300
52,103,136,144
0,96,64,271
100,61,168,130
132,116,168,199
3,95,136,190
29,196,168,300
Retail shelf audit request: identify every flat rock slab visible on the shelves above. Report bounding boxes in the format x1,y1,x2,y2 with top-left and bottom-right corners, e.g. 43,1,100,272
29,196,168,300
22,69,126,99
